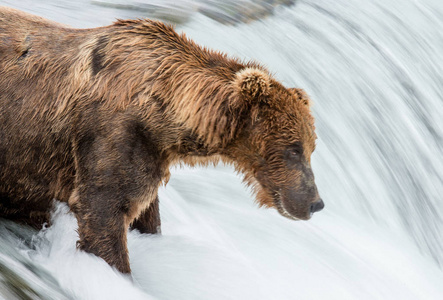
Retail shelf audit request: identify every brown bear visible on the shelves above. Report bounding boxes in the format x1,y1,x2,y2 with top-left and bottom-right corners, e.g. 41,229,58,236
0,6,323,274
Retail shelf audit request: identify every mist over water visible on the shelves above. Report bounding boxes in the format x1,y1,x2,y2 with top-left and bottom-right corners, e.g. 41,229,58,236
1,0,442,299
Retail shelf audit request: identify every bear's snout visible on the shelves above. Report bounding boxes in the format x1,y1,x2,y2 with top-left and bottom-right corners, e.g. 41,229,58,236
277,181,323,220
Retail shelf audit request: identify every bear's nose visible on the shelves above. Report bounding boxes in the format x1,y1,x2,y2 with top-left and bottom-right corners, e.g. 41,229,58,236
310,199,324,214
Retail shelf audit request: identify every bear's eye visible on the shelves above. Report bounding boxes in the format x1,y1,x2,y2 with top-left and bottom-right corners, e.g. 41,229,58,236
285,145,303,162
288,149,301,159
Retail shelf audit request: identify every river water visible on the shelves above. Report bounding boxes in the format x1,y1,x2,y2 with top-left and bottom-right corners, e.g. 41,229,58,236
0,0,442,299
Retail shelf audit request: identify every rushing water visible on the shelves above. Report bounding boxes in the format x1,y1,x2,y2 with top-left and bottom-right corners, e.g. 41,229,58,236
1,0,442,299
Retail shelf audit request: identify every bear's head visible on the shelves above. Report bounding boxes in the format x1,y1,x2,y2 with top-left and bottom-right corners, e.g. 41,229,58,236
228,67,323,220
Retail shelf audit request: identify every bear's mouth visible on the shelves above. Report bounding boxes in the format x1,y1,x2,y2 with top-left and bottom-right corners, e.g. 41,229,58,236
272,190,300,221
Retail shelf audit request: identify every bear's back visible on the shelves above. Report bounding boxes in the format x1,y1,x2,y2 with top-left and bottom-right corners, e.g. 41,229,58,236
0,7,109,64
0,6,67,34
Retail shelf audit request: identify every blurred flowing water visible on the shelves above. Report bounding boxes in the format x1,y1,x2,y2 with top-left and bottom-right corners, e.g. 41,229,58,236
0,0,442,299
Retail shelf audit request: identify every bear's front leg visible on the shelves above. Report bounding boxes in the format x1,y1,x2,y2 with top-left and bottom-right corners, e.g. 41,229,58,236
72,186,132,273
71,121,164,273
130,196,161,234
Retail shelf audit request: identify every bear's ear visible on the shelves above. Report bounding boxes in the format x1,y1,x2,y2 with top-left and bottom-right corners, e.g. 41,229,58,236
289,88,312,107
233,68,271,103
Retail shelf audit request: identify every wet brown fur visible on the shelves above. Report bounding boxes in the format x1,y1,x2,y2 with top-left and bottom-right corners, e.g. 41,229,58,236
0,7,318,274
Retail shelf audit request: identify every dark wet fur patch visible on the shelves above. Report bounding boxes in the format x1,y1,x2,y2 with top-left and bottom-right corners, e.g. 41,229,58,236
91,36,108,75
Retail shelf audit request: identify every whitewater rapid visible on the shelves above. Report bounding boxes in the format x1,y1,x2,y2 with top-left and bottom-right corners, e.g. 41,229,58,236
0,0,442,299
